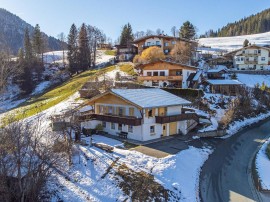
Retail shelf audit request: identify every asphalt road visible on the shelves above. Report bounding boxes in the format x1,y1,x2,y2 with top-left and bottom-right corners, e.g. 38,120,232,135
200,118,270,202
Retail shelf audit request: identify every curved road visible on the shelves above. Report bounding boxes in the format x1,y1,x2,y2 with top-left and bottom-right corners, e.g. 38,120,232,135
200,118,270,202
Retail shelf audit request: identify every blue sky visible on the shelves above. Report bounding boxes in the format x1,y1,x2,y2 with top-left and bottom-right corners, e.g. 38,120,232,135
1,0,270,41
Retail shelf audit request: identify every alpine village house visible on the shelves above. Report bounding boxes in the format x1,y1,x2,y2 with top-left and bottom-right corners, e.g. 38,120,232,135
79,89,199,142
137,60,198,88
227,45,270,70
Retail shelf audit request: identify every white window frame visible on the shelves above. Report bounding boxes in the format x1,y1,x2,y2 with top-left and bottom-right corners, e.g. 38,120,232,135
150,125,155,134
111,123,115,130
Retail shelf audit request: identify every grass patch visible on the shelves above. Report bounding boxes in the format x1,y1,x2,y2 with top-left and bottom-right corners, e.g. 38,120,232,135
119,63,136,76
266,143,270,160
2,66,116,124
123,141,137,149
104,50,116,56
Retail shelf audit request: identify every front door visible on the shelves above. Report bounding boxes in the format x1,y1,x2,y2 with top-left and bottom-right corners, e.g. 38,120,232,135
169,122,177,135
162,124,167,136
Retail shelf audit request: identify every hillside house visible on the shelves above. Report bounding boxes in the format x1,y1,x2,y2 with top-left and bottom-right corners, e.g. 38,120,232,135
79,89,199,141
137,60,198,88
115,44,138,62
227,45,270,70
133,35,194,55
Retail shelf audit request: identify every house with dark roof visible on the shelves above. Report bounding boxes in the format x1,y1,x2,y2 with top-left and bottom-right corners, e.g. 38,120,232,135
115,44,138,62
137,60,198,88
206,79,243,95
79,89,199,141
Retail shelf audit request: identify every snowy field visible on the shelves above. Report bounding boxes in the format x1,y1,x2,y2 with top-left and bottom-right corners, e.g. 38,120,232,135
198,31,270,51
51,135,212,202
256,137,270,190
237,74,270,88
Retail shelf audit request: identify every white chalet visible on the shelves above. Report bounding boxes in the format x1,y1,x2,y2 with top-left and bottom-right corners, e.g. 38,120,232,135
80,89,199,142
229,45,270,70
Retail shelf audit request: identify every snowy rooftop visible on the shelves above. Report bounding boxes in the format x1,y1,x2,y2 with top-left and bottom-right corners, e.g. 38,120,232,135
193,71,202,81
207,79,243,85
207,66,228,73
111,89,191,108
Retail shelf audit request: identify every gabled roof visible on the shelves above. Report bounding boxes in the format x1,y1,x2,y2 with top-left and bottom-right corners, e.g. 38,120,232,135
225,45,270,56
111,89,191,108
138,60,198,71
207,66,228,73
133,35,194,44
206,80,243,85
88,89,191,108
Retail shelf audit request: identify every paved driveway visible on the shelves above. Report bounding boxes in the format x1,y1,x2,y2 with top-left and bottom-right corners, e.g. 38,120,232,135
200,118,270,202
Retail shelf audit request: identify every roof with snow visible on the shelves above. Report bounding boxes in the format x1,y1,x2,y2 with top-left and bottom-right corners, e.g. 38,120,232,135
111,88,191,108
207,66,228,73
206,79,243,85
193,71,202,81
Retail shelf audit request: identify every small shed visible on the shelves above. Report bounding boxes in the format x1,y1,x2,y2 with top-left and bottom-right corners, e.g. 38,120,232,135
206,79,243,95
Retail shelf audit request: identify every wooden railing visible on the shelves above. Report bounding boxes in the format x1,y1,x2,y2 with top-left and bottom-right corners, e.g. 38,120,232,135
155,113,199,124
138,75,182,81
78,113,142,126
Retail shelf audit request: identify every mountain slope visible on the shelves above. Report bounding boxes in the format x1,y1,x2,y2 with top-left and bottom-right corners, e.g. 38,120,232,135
198,31,270,51
0,8,62,54
203,8,270,38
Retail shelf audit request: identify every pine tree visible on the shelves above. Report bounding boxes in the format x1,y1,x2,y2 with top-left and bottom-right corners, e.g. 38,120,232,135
33,24,43,56
24,27,33,63
179,21,196,40
78,23,90,71
67,24,79,74
119,23,134,46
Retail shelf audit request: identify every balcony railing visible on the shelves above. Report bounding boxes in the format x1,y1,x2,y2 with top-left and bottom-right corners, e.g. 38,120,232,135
138,75,182,81
78,113,142,126
155,113,199,124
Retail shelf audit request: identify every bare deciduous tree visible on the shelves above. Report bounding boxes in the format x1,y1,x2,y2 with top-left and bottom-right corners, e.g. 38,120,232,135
0,115,65,202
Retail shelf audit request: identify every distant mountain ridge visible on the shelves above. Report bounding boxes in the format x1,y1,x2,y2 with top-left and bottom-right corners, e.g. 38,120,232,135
202,8,270,38
0,8,62,54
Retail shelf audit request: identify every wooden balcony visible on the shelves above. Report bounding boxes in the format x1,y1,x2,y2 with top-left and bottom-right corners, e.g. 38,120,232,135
138,75,182,81
155,113,199,124
78,113,142,126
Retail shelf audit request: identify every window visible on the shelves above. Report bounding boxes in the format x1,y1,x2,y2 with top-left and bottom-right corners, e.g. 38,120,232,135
153,71,158,76
118,123,122,131
176,70,182,76
246,57,249,61
241,57,244,61
128,125,133,133
152,81,159,86
242,50,245,54
262,57,266,61
150,126,155,133
156,41,161,46
164,49,169,54
147,42,151,46
258,50,261,54
119,107,124,116
254,50,257,54
164,42,169,46
147,72,152,76
129,107,134,116
111,123,115,130
261,66,264,70
172,41,176,45
102,121,106,128
148,109,153,117
160,71,165,76
254,57,258,61
108,106,113,114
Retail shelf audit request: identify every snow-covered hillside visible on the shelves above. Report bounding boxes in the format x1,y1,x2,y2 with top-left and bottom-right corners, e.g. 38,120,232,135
198,31,270,51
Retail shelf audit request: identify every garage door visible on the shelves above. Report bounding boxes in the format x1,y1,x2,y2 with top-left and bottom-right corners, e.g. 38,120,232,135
169,122,177,135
